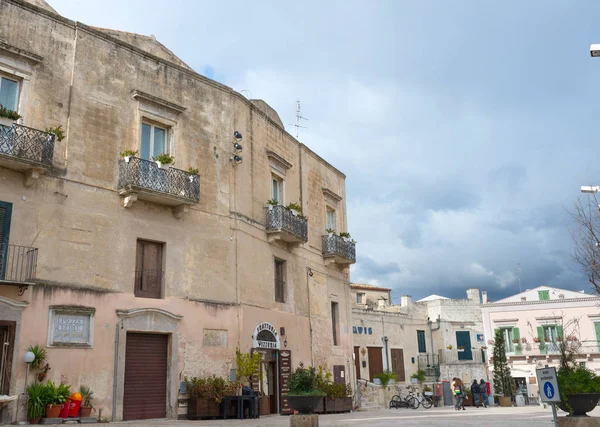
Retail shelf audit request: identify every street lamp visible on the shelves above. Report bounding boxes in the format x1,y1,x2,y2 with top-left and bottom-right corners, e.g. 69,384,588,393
24,351,35,392
591,44,600,57
581,186,600,193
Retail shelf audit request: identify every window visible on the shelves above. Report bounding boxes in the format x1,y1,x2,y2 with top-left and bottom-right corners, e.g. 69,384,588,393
357,293,365,304
331,301,340,346
579,362,587,368
271,175,283,203
326,207,336,230
0,76,19,111
417,330,426,353
140,122,167,160
538,290,550,301
274,259,286,303
502,328,515,352
135,239,164,299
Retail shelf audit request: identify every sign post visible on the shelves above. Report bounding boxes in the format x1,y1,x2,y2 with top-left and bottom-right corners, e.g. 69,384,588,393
536,366,560,427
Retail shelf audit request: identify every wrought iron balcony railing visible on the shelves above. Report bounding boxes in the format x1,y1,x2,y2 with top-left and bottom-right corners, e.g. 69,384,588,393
118,157,200,205
439,348,485,364
417,354,440,380
0,123,55,167
322,234,356,264
265,205,308,243
0,243,38,283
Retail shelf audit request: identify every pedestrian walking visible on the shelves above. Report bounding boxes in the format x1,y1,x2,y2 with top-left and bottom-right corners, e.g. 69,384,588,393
451,377,466,411
471,379,480,407
478,379,489,407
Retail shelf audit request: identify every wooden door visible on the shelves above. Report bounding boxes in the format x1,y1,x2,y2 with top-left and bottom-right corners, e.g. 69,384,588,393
367,347,383,383
354,346,361,380
0,321,15,395
333,365,345,384
279,350,292,415
456,331,472,361
390,349,405,382
123,333,168,420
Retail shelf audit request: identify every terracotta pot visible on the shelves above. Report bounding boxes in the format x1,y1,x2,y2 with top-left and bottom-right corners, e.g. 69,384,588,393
499,396,512,407
46,403,62,418
37,372,47,382
28,417,42,425
80,406,93,417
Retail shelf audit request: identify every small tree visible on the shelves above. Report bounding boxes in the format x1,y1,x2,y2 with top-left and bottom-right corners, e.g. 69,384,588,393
570,195,600,294
492,329,513,397
235,348,262,389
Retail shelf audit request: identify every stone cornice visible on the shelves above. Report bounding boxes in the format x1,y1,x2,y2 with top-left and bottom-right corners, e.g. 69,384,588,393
116,307,183,320
132,90,186,114
0,295,28,309
322,187,342,202
266,150,293,171
483,297,600,308
0,41,43,64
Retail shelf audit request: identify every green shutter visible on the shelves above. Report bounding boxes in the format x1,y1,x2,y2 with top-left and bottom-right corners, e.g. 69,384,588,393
557,326,564,341
512,328,520,341
595,323,600,352
538,290,550,301
537,327,546,354
0,201,12,281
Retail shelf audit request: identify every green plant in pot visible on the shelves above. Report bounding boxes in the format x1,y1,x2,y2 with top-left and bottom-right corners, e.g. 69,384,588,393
27,344,47,370
152,153,175,169
492,328,513,407
286,363,326,414
26,382,45,424
0,103,21,126
80,385,94,417
410,369,426,385
375,370,397,386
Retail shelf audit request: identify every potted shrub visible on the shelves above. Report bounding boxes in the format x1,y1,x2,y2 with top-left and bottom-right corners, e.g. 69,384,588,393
43,381,70,418
44,125,65,142
342,383,353,412
558,366,600,416
0,104,21,127
492,329,513,407
287,202,303,217
285,363,326,414
120,149,139,163
187,167,199,183
79,385,93,417
185,376,212,419
375,370,397,386
266,199,279,210
410,369,426,385
26,382,45,424
326,228,335,236
152,153,175,169
339,232,351,242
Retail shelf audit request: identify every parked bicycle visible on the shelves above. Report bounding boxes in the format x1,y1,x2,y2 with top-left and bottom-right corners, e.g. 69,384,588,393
389,385,432,409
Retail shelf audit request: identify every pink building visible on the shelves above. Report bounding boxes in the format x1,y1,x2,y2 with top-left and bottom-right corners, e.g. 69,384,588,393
481,286,600,402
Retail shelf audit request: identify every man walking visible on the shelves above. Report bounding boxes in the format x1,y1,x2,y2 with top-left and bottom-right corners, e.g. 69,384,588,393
471,379,480,407
478,379,489,408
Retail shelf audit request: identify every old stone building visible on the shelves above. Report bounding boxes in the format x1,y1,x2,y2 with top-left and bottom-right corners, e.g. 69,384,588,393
350,284,486,407
0,0,356,422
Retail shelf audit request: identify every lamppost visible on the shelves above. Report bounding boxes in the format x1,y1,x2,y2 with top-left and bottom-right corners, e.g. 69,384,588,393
23,351,35,392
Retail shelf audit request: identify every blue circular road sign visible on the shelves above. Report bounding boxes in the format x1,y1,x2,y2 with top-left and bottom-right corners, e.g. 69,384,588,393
544,381,555,399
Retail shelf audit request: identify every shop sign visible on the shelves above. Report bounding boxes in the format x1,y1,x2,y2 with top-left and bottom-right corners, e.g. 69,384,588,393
48,306,95,347
352,326,373,335
252,322,280,349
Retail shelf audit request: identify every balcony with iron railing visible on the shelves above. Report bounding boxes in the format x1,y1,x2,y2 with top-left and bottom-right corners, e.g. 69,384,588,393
265,205,308,244
417,354,440,381
0,123,55,186
439,348,486,364
322,234,356,265
0,243,38,284
503,340,600,358
118,157,200,213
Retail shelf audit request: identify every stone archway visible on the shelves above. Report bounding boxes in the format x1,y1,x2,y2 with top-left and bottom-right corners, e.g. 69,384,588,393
114,308,182,421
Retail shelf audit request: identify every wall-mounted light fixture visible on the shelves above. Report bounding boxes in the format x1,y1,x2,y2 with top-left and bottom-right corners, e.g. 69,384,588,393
230,131,243,166
24,350,35,392
283,338,288,348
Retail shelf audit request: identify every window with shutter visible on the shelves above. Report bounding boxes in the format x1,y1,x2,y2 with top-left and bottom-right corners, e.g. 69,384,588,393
274,259,285,303
417,330,426,353
0,201,12,281
134,239,164,299
331,302,340,346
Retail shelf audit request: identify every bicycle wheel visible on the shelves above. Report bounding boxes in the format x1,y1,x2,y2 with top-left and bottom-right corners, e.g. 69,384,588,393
389,395,402,409
421,396,433,409
407,396,419,409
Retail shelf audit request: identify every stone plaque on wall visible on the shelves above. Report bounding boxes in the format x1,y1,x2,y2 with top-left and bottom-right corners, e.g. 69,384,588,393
47,306,95,347
203,329,228,347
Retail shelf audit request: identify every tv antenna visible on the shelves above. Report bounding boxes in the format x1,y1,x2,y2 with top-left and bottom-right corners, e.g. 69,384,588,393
516,262,522,293
289,101,308,139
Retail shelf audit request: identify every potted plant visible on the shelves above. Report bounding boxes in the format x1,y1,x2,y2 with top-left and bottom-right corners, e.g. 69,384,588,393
267,199,279,210
446,344,453,350
28,344,47,371
492,329,513,407
152,153,175,169
411,369,426,385
287,202,303,217
79,385,94,417
339,232,351,242
423,385,433,397
235,348,262,393
44,125,65,142
187,167,199,183
285,363,326,414
26,382,45,424
375,370,397,386
326,228,335,236
342,383,353,412
185,376,213,419
120,149,139,163
0,104,21,127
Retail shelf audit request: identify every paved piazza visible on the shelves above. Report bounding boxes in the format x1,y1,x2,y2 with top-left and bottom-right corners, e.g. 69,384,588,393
112,405,600,426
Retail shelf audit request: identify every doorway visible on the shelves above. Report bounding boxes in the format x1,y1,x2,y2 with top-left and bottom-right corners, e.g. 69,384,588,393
0,321,15,395
367,347,383,382
255,349,280,415
456,331,472,361
353,347,361,380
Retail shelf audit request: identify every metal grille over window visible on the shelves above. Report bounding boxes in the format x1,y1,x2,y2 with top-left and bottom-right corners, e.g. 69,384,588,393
118,157,200,203
0,123,55,166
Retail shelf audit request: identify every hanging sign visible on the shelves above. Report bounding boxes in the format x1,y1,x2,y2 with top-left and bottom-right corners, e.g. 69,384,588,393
252,322,280,349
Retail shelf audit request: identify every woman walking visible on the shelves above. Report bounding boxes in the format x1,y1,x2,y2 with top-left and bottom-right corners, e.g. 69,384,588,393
451,377,466,411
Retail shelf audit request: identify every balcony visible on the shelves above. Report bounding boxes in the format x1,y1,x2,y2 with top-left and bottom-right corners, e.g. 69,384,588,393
0,123,55,186
439,349,485,364
0,243,38,286
504,340,600,358
118,157,199,217
417,354,440,381
322,234,356,265
265,205,308,244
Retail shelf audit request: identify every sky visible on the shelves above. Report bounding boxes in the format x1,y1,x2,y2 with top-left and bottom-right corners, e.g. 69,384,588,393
46,0,600,302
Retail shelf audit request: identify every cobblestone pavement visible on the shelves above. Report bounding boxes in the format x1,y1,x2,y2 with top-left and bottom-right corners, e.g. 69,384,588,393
112,405,600,426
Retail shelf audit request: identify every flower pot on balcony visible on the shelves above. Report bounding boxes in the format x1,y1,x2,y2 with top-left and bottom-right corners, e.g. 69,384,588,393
0,117,14,127
155,161,170,170
123,156,131,163
290,209,299,216
342,237,349,242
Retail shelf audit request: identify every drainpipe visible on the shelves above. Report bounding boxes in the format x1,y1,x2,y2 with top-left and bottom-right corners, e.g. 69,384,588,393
112,319,124,421
383,336,390,371
306,267,314,366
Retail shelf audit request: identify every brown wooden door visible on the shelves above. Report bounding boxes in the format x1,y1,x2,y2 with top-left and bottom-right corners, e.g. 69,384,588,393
0,321,15,395
333,365,346,384
391,348,405,382
367,347,383,383
123,333,168,420
279,350,292,415
354,346,361,380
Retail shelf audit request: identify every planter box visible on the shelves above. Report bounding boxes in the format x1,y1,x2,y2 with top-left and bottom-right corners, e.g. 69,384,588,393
342,397,352,412
499,396,512,407
0,117,14,127
313,397,325,414
334,398,344,412
187,398,221,419
260,396,270,416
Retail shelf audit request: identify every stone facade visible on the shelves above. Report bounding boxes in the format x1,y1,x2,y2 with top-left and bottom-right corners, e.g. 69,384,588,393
0,0,355,422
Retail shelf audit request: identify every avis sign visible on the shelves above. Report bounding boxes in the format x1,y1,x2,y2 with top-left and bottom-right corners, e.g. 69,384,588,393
536,366,560,403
